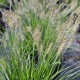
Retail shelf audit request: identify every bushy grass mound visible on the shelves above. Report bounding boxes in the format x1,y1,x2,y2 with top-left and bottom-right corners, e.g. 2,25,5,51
0,0,80,80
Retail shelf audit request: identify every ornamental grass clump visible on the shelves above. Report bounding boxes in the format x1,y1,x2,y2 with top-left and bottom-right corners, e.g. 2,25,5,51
0,0,80,80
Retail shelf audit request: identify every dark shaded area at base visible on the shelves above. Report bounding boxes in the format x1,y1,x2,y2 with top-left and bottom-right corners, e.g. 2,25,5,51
60,49,80,80
61,62,80,80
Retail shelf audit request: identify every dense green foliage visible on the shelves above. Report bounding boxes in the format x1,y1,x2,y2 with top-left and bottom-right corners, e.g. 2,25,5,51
0,0,80,80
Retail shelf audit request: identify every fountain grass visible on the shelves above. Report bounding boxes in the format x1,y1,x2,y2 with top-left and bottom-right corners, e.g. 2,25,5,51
0,0,80,80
